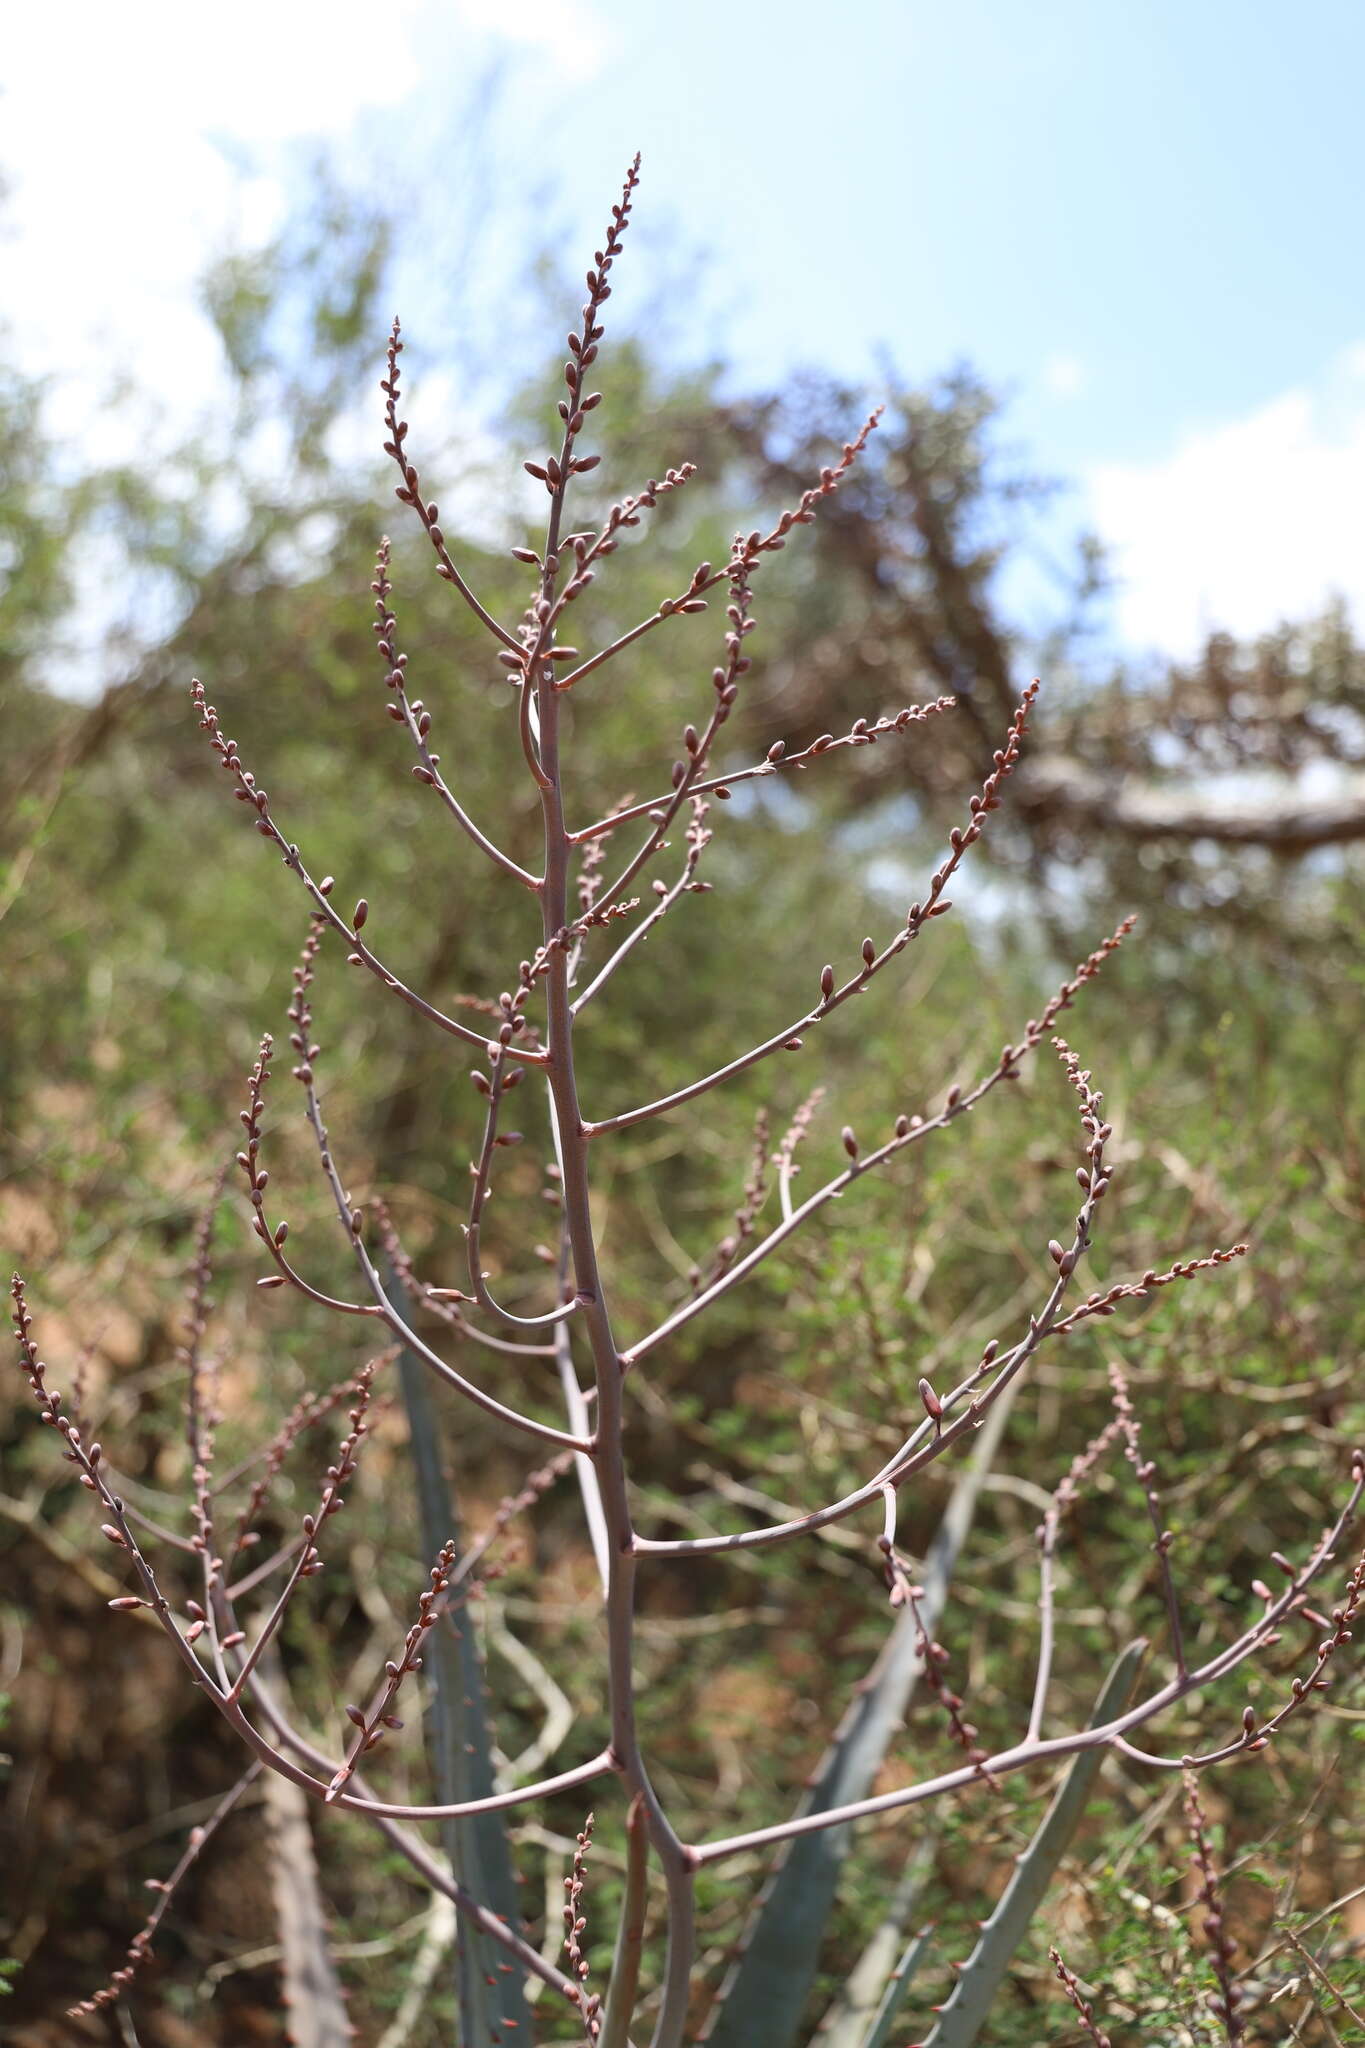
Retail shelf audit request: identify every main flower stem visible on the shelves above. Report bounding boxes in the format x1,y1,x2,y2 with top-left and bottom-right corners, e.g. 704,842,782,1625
535,668,696,2048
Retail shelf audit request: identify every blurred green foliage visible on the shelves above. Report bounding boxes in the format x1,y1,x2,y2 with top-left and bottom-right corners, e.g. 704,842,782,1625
1,171,1362,2045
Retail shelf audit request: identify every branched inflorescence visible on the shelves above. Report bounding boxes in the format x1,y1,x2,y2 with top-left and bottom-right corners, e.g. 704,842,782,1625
1048,1947,1114,2047
1183,1769,1245,2043
564,1811,602,2040
15,156,1361,2046
329,1537,459,1801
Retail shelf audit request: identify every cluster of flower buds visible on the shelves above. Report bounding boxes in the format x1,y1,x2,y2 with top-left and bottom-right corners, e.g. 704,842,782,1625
328,1536,459,1800
1048,1947,1113,2047
235,1035,292,1291
691,1109,771,1293
178,1182,227,1596
545,461,698,610
381,318,514,641
511,898,642,1011
1049,1037,1115,1279
291,1362,378,1591
901,682,1042,947
1050,1243,1249,1337
194,680,279,844
556,402,884,705
227,1369,375,1573
995,914,1139,1082
563,1810,601,2031
1183,1769,1245,2041
900,1579,998,1786
1235,1503,1364,1756
524,159,643,500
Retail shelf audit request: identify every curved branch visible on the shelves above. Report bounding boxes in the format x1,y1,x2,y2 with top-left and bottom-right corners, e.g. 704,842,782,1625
568,697,956,847
691,1466,1363,1867
587,684,1039,1138
295,1060,590,1451
461,1046,582,1332
625,917,1137,1363
371,537,540,888
381,320,524,655
192,683,545,1060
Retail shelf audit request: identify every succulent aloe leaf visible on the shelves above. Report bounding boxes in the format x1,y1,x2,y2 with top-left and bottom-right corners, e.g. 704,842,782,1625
702,1389,1020,2048
858,1923,938,2048
916,1639,1147,2048
814,1838,935,2048
391,1267,527,2042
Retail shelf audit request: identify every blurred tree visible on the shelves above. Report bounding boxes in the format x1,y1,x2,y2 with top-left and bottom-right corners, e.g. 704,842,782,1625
714,370,1365,936
1,165,1361,2041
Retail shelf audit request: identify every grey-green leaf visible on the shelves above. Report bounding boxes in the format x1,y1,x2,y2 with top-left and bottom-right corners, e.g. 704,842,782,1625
703,1390,1021,2048
916,1640,1147,2048
392,1267,527,2042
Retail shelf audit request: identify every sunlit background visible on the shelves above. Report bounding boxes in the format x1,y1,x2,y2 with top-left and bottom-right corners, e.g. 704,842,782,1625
7,0,1365,671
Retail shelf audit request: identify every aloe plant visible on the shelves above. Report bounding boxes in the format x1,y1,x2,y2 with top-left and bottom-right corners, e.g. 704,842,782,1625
915,1642,1146,2048
16,157,1362,2048
704,1390,1021,2048
814,1843,936,2048
392,1266,527,2039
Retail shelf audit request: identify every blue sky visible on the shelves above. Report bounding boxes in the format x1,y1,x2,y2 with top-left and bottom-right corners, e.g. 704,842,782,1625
473,0,1363,462
6,0,1364,665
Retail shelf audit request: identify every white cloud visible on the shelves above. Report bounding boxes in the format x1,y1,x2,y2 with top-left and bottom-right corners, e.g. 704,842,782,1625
3,0,611,461
1042,352,1084,398
0,0,462,692
2,1,436,419
449,0,611,81
1089,347,1365,655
